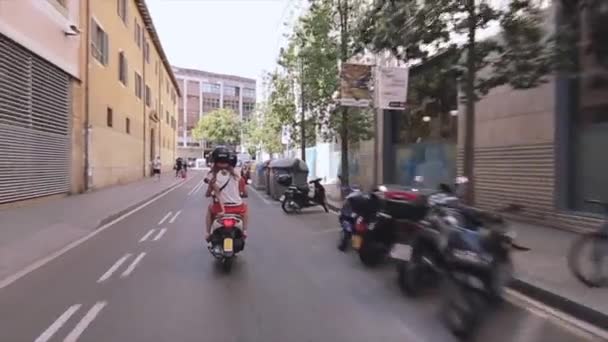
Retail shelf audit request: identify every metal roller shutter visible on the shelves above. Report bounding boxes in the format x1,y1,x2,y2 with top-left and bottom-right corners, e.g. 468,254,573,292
0,34,71,204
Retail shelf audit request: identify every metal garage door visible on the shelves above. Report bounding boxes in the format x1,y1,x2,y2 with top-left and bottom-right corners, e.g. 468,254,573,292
0,34,71,204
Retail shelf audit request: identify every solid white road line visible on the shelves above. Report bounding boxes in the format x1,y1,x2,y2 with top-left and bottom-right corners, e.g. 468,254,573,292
513,311,545,342
158,212,172,225
138,229,156,242
249,186,272,205
34,304,82,342
188,180,203,196
120,252,146,278
153,228,167,241
63,301,107,342
193,181,204,195
169,210,181,223
97,254,131,283
0,176,195,291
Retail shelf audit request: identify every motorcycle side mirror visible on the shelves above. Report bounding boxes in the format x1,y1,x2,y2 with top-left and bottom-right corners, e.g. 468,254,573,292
455,176,469,185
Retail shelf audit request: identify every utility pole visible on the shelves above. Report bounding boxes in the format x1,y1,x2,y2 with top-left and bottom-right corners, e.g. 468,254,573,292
300,50,306,161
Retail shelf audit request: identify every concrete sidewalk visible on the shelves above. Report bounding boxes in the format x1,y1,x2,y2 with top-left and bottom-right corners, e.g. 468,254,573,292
323,183,607,329
0,174,186,284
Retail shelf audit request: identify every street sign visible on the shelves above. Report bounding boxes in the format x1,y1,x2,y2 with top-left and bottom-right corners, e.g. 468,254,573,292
377,67,409,110
339,63,373,108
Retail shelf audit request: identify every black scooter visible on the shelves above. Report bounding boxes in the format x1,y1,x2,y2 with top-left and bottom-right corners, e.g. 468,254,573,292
278,175,328,214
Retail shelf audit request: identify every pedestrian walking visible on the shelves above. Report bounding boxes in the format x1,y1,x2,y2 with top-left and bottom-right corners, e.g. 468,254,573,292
175,157,183,177
152,156,162,181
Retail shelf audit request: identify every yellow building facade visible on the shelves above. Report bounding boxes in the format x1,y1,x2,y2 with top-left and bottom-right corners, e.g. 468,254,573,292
86,0,180,189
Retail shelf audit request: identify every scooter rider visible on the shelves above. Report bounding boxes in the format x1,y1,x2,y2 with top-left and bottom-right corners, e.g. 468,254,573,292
204,146,248,241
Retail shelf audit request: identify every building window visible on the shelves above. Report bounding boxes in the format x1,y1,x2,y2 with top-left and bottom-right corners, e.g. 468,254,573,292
91,20,109,65
166,80,169,94
126,117,131,134
134,72,142,99
155,61,159,75
202,82,221,94
48,0,68,16
144,41,150,63
203,97,220,113
243,88,256,98
166,111,170,123
117,0,128,24
134,20,142,48
145,85,151,107
118,52,128,85
223,85,236,97
562,4,608,214
107,107,113,127
243,102,255,113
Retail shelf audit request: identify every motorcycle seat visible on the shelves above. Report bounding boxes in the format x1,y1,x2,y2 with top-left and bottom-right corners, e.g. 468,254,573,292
288,184,309,191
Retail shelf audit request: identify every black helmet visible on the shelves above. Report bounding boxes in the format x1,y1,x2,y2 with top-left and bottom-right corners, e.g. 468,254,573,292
211,146,231,164
228,153,237,167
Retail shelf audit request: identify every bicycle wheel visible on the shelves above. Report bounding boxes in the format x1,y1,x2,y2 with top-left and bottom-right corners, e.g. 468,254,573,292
568,232,608,288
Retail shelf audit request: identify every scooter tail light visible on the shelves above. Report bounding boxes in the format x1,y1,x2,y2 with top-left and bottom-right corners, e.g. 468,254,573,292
222,218,236,229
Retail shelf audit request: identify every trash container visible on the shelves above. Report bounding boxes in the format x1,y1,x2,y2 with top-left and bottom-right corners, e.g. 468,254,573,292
252,161,267,190
264,160,272,195
268,158,309,200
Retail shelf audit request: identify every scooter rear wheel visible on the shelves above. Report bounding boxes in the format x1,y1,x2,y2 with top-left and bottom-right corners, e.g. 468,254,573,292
358,239,385,267
281,198,298,214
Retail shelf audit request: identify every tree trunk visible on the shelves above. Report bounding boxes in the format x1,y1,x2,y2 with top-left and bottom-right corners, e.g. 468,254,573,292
340,107,349,186
337,0,350,186
300,59,306,161
463,0,476,205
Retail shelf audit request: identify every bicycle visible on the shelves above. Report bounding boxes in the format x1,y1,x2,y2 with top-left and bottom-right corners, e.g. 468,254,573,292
567,199,608,288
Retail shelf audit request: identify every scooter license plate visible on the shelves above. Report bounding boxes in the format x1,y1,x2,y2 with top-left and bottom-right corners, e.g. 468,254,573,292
391,244,412,261
223,238,234,252
280,195,285,202
352,235,363,250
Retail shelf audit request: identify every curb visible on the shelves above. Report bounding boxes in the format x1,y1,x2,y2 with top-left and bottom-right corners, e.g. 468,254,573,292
96,180,183,228
510,278,608,331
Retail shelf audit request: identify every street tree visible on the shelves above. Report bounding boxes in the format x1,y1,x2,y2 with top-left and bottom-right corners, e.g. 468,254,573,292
281,0,372,185
357,0,553,202
192,108,242,146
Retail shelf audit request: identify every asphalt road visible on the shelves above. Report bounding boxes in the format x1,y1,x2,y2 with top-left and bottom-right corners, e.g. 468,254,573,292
0,171,604,342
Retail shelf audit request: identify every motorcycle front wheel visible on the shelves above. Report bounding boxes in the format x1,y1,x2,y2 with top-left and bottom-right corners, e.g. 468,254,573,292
441,279,486,340
338,230,351,252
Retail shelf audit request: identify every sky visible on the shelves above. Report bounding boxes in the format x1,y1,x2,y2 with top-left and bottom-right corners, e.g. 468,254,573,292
146,0,306,96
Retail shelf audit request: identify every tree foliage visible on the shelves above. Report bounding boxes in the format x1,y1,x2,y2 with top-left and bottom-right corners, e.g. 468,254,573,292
357,0,553,99
192,108,241,146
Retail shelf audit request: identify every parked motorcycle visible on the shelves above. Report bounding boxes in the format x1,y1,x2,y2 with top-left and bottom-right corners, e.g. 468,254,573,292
439,208,528,339
350,184,431,267
395,177,474,297
278,175,328,214
207,214,246,272
337,188,379,252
